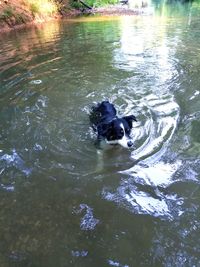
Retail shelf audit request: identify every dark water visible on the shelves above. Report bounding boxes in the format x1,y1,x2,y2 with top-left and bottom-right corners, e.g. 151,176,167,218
0,1,200,266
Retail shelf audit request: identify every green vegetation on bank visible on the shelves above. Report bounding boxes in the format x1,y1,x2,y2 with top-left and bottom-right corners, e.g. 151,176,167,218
0,0,63,30
0,0,120,30
27,0,58,16
83,0,118,8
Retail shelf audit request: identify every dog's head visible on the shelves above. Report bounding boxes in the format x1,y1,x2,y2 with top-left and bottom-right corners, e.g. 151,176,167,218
98,115,137,148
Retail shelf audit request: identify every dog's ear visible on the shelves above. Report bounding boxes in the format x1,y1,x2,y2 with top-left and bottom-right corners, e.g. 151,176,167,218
123,115,137,128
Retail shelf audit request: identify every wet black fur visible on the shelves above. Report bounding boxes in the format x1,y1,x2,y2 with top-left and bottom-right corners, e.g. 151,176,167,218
90,101,137,146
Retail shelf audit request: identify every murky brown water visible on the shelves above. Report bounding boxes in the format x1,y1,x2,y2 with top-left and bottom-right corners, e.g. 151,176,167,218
0,1,200,266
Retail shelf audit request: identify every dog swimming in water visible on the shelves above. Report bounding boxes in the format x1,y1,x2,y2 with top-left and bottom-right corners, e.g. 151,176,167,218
90,101,137,149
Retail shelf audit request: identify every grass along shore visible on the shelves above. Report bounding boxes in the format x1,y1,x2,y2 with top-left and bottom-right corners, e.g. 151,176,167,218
0,0,67,33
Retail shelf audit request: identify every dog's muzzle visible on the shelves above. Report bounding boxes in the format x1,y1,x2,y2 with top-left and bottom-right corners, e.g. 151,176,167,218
106,137,134,148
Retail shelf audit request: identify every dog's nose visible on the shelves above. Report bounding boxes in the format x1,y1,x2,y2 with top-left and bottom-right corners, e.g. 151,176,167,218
127,140,133,147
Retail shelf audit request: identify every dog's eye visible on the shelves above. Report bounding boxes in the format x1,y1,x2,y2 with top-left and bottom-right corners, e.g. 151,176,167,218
126,128,130,134
120,129,124,134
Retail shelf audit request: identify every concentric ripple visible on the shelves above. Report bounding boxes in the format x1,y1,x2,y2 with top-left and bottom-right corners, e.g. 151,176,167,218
102,92,181,220
130,93,180,163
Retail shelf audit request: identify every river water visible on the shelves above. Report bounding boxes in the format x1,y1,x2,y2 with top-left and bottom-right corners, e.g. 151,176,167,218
0,1,200,266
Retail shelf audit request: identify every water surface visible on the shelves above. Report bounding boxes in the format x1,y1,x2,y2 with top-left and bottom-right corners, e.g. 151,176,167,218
0,1,200,266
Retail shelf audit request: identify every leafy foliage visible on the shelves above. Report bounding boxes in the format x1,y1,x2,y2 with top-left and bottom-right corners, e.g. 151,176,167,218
84,0,118,7
0,6,29,24
27,0,58,16
0,6,15,20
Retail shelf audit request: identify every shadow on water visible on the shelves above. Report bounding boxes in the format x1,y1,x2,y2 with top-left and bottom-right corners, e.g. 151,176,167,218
0,1,200,266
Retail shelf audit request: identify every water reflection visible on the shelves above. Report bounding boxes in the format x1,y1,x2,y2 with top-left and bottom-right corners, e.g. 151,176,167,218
154,0,193,17
99,14,183,219
74,204,100,230
117,15,180,85
0,2,200,266
0,20,61,116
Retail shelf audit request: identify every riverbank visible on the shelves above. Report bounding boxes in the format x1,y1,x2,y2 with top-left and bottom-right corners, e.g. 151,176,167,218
0,0,61,33
0,0,150,33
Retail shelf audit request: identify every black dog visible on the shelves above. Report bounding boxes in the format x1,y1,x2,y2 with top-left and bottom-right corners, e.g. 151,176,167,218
90,101,137,148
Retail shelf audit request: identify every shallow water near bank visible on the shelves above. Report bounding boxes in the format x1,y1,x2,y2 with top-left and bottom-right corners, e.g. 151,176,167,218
0,1,200,266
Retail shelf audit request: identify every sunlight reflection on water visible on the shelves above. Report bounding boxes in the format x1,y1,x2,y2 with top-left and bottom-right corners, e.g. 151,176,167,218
1,7,200,266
